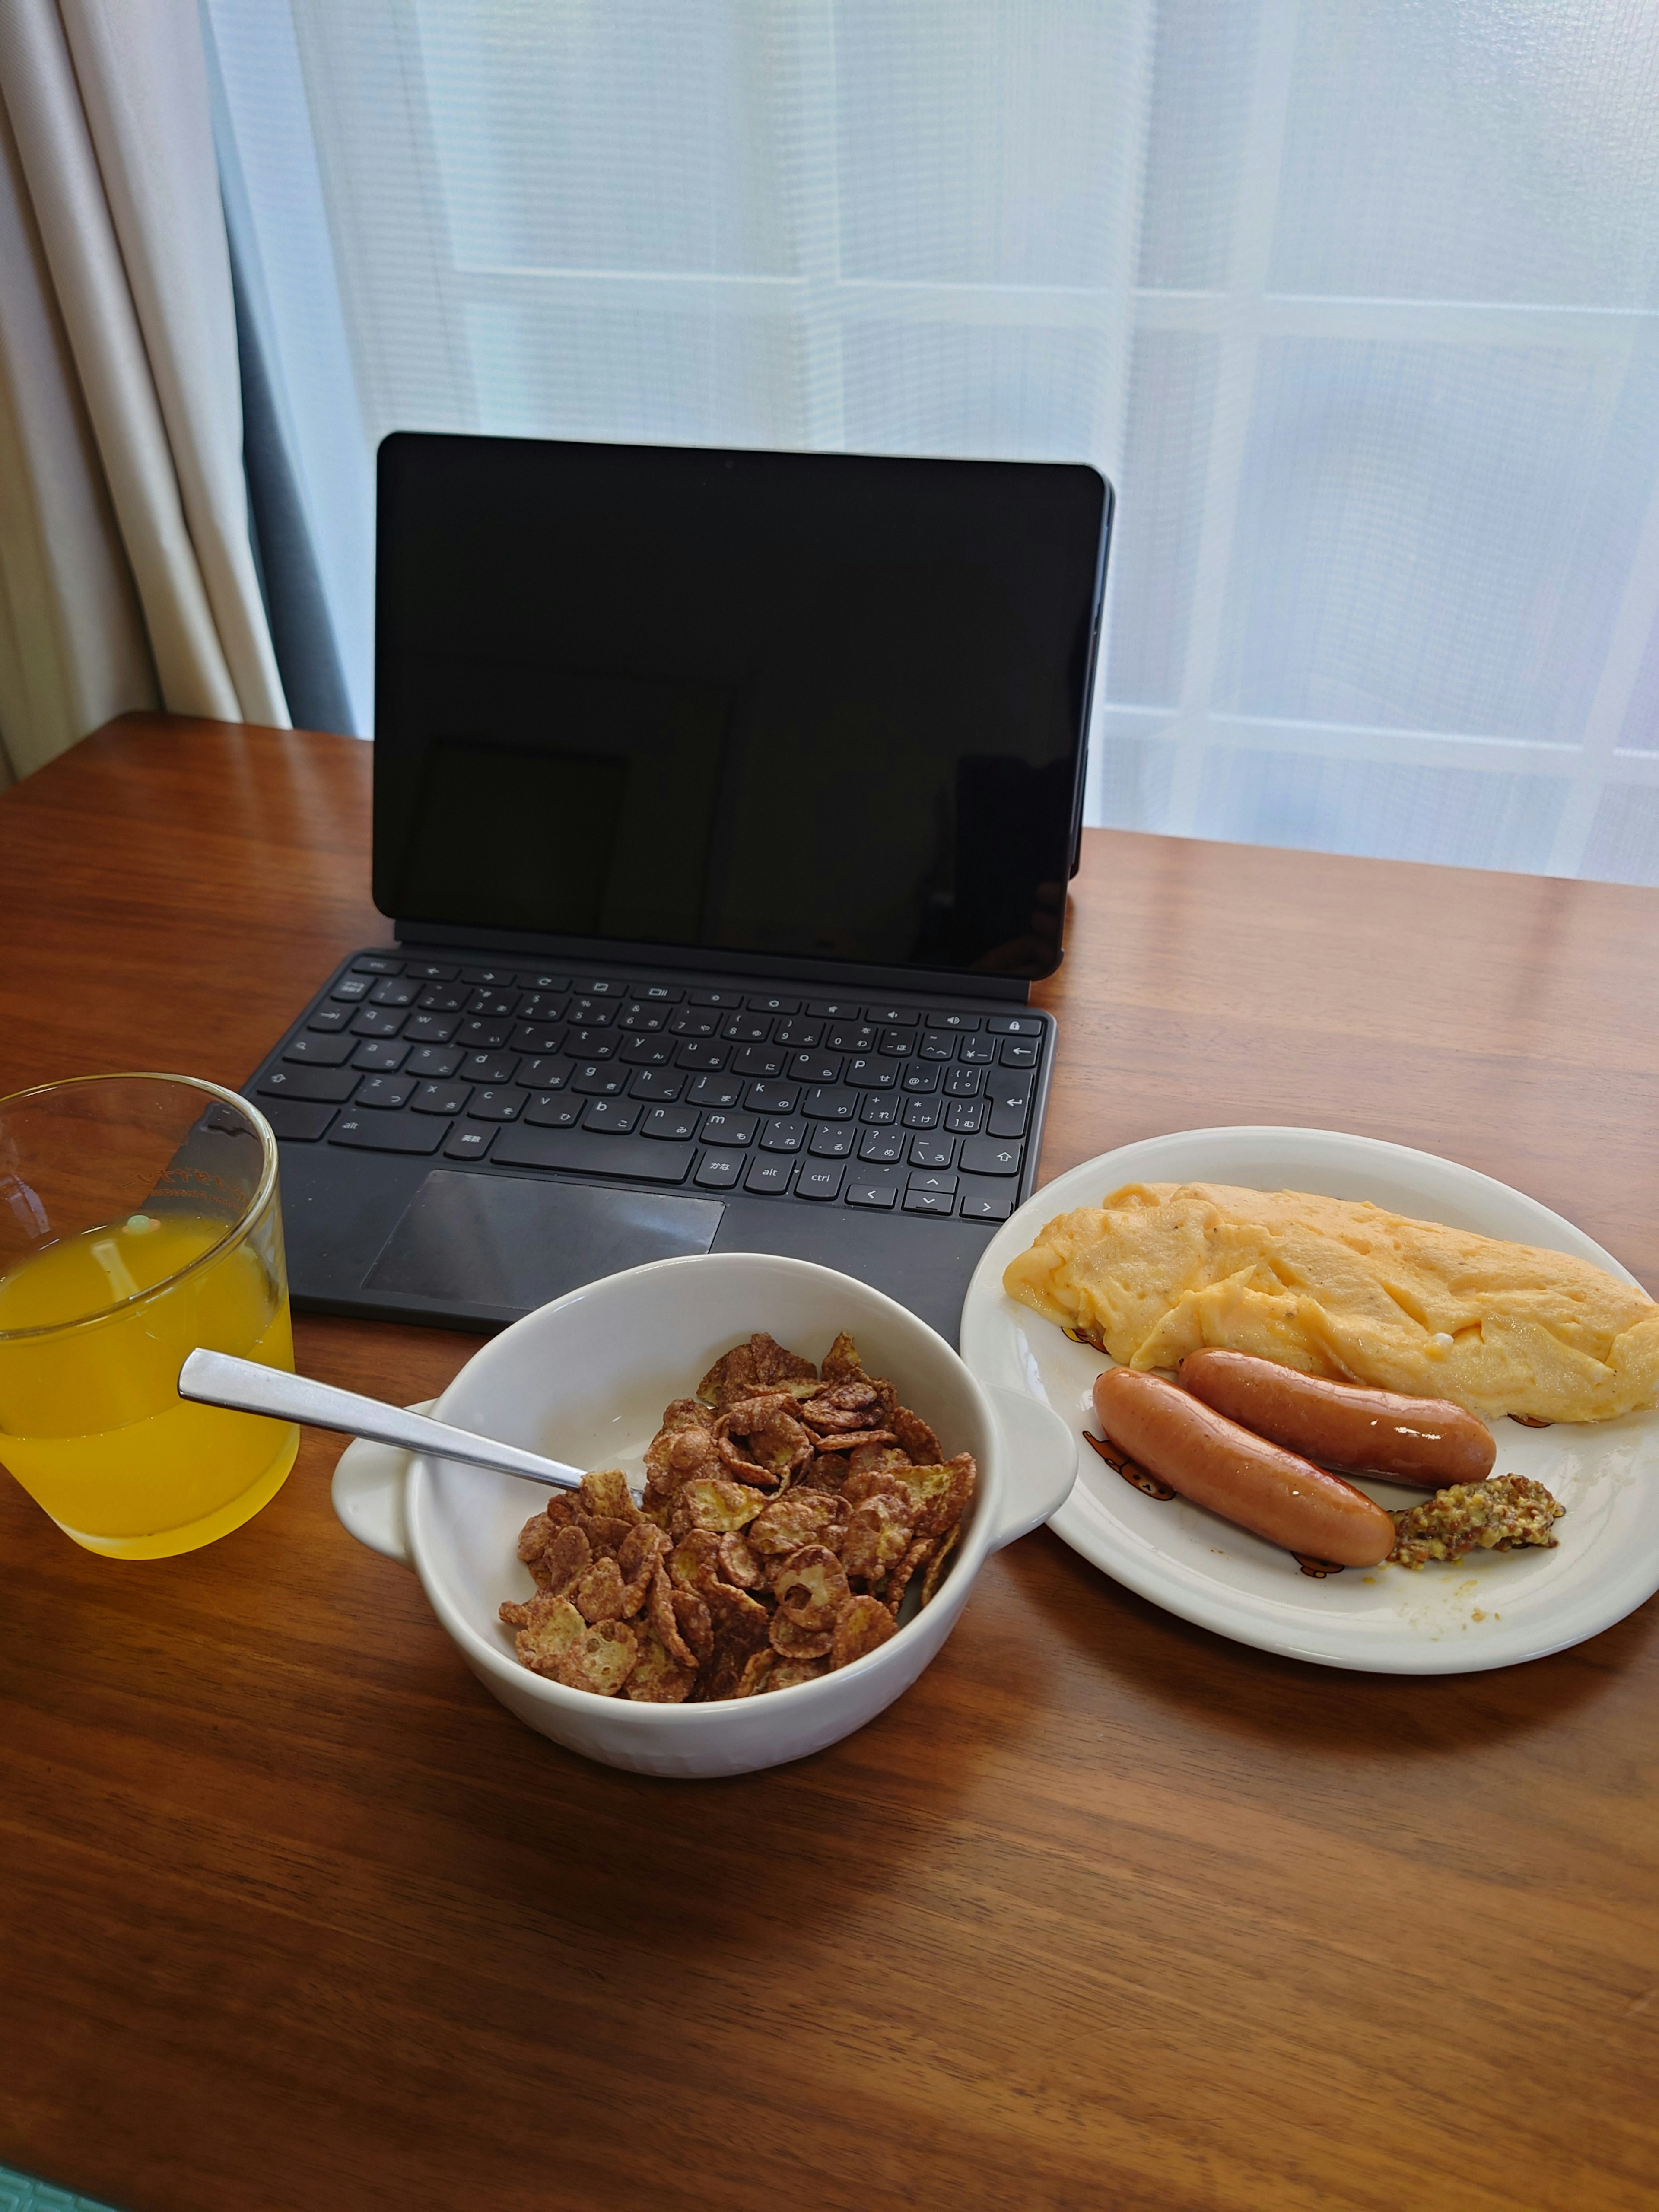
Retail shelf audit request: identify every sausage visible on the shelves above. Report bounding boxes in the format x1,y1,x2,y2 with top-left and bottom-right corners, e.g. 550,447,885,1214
1093,1367,1396,1567
1178,1348,1494,1487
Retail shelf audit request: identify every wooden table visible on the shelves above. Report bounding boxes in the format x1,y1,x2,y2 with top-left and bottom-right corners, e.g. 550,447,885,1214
3,712,1656,2212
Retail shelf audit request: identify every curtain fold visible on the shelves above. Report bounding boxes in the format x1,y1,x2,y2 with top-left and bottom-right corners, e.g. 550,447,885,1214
0,0,288,783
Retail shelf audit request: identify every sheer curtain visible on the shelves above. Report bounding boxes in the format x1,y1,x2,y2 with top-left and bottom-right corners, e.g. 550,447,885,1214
204,0,1659,885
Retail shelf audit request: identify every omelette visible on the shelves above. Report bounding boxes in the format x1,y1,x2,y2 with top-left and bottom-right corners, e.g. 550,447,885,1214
1002,1182,1659,1424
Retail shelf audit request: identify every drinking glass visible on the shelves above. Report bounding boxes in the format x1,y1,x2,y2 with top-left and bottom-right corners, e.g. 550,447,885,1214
0,1074,298,1557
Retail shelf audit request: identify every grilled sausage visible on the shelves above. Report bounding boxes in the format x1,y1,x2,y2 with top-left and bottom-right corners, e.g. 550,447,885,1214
1093,1367,1396,1567
1179,1348,1494,1487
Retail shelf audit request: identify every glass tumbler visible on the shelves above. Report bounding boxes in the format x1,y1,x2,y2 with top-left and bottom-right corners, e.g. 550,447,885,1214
0,1075,298,1557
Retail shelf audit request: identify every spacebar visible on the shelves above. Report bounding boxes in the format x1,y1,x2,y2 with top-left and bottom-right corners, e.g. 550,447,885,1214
491,1129,694,1183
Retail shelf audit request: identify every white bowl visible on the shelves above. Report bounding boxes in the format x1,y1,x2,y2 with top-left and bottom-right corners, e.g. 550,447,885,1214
333,1250,1076,1777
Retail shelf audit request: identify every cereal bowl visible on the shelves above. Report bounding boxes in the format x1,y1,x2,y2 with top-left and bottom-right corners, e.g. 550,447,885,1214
333,1250,1076,1777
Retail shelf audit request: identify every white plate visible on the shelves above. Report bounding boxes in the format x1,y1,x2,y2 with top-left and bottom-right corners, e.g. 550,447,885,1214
960,1127,1659,1673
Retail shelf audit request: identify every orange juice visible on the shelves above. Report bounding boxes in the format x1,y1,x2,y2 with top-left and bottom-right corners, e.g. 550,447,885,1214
0,1209,298,1557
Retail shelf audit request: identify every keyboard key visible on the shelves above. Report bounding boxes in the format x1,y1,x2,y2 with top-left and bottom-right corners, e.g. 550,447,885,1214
257,1098,336,1141
807,1123,854,1158
305,1005,352,1033
987,1015,1043,1036
901,1096,943,1129
491,1129,694,1182
844,1057,895,1089
468,1087,524,1121
356,1075,416,1109
412,1081,471,1115
827,1023,875,1053
723,1013,772,1043
744,1155,793,1195
404,1013,460,1045
946,1098,986,1134
628,1068,683,1101
845,1182,897,1209
670,1008,719,1038
567,999,616,1028
745,1081,799,1115
960,1190,1014,1222
467,988,518,1020
805,1086,857,1120
865,1005,919,1025
698,1111,756,1146
788,1052,841,1085
797,1163,844,1201
907,1170,958,1196
565,1029,616,1058
690,987,743,1007
988,1096,1030,1139
760,1117,806,1153
909,1135,956,1169
688,1074,743,1109
573,977,627,997
283,1033,353,1066
858,1128,904,1165
352,1040,409,1074
734,1045,785,1078
675,1040,728,1071
331,975,372,1001
694,1150,744,1188
642,1106,699,1141
1001,1039,1039,1067
583,1098,639,1134
512,1023,567,1055
618,1036,674,1068
919,1032,959,1061
903,1188,954,1216
859,1093,899,1125
944,1066,984,1097
619,1004,666,1031
926,1009,980,1030
417,985,466,1012
773,1020,821,1048
516,994,568,1023
959,1035,997,1064
524,1094,581,1128
404,962,458,982
444,1125,495,1161
879,1029,915,1057
901,1065,939,1094
258,1065,359,1103
351,954,403,975
961,1136,1024,1176
518,1055,571,1088
571,1063,628,1096
459,1052,516,1084
369,977,418,1007
456,1019,509,1049
514,971,570,993
330,1112,445,1154
351,1007,406,1038
461,966,517,985
746,995,798,1016
632,982,682,1002
407,1044,463,1078
807,999,861,1017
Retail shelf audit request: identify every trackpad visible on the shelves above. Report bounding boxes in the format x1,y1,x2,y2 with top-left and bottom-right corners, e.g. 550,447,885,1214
363,1171,724,1315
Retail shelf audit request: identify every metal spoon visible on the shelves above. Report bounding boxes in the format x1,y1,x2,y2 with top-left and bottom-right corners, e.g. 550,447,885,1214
178,1348,585,1491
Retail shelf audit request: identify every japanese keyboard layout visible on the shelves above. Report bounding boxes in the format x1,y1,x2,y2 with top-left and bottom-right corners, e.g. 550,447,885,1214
251,955,1051,1225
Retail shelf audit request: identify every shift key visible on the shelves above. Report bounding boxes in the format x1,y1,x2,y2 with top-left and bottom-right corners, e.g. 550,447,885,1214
987,1067,1033,1138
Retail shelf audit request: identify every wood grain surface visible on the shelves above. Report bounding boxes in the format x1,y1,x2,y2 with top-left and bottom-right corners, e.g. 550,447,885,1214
2,714,1656,2212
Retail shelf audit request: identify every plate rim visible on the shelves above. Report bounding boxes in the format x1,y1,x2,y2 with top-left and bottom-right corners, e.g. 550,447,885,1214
959,1125,1659,1675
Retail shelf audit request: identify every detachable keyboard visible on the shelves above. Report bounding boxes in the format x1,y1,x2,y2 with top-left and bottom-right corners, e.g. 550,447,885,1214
243,947,1057,1338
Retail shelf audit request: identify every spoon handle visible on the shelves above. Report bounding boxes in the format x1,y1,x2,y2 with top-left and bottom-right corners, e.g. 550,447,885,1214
178,1348,586,1492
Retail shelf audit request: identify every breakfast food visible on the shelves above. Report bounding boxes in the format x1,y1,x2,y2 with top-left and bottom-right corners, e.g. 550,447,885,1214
500,1331,974,1701
1179,1348,1495,1486
1388,1477,1564,1569
1093,1366,1398,1568
1005,1181,1659,1423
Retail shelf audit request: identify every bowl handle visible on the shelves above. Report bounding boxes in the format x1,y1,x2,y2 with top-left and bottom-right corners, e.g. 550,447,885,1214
984,1385,1077,1550
330,1399,433,1568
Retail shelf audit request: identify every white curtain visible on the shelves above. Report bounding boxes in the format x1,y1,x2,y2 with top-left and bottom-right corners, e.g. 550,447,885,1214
204,0,1659,884
0,0,288,784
